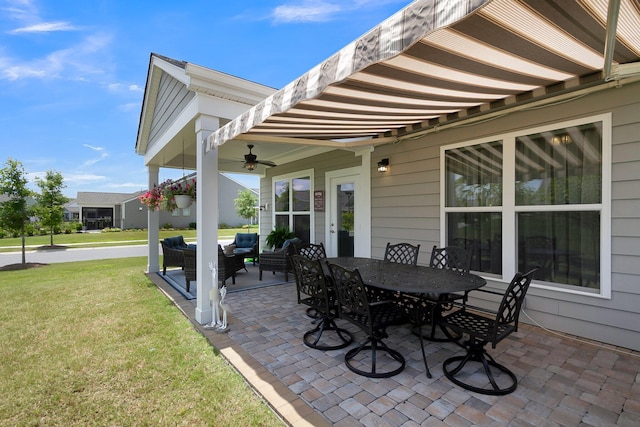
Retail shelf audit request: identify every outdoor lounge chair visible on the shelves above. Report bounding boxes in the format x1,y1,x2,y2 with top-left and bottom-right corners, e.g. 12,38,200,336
161,235,189,275
258,237,302,281
183,245,236,292
231,233,259,267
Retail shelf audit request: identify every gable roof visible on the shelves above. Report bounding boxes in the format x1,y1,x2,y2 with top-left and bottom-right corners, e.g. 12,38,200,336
206,0,640,151
76,192,144,206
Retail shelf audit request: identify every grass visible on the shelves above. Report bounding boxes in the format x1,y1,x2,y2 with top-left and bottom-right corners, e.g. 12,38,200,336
0,257,283,426
0,227,258,252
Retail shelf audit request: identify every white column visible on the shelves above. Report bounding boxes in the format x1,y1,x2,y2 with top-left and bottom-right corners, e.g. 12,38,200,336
147,164,160,273
195,115,220,324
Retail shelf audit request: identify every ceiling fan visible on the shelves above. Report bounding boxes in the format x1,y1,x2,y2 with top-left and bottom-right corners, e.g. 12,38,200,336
242,144,276,171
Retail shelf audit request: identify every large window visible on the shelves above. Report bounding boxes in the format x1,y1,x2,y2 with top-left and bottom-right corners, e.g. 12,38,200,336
273,170,313,244
443,115,610,297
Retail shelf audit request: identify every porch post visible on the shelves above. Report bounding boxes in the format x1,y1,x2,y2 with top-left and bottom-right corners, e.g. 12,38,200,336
195,115,219,324
147,164,160,273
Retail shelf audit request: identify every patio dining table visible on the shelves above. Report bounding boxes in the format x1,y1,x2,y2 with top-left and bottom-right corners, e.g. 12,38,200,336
325,257,486,378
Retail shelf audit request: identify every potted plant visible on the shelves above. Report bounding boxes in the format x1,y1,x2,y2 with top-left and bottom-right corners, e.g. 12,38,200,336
162,178,196,210
265,225,295,249
138,185,164,211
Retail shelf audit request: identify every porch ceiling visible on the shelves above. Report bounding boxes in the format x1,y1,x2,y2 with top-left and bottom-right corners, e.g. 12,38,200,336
206,0,640,153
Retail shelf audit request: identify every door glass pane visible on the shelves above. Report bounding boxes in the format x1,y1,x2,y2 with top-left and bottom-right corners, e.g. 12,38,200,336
518,211,600,289
515,122,602,205
274,180,289,212
293,215,310,244
445,140,503,207
337,183,354,257
447,212,502,274
292,177,310,211
275,215,289,229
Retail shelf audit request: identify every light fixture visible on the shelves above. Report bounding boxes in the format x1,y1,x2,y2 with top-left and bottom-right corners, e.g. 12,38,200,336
244,160,257,171
377,158,389,172
550,134,572,145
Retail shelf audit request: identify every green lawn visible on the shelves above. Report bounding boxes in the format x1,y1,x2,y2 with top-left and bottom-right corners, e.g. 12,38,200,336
0,257,283,426
0,227,259,252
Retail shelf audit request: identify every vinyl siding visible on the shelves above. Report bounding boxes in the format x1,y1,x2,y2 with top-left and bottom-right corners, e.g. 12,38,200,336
370,79,640,351
269,80,640,351
148,72,195,147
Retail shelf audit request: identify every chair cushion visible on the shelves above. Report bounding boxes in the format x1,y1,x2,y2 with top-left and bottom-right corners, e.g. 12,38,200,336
282,237,302,249
224,244,236,255
234,233,258,249
163,235,187,249
233,247,253,255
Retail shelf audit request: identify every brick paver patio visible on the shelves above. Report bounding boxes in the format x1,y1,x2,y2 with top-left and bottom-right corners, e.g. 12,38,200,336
151,271,640,426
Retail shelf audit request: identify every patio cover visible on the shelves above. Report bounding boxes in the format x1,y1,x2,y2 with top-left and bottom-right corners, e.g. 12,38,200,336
206,0,640,152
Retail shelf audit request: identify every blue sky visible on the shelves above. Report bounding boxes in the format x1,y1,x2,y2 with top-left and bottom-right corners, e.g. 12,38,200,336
0,0,412,197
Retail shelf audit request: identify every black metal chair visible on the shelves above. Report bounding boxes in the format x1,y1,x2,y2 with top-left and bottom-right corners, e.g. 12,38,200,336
328,262,409,378
291,255,353,350
440,268,538,395
412,245,473,341
298,242,327,260
383,242,420,265
297,242,328,319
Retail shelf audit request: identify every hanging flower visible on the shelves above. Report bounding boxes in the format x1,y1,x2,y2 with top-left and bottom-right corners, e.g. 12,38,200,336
138,185,164,211
138,177,196,211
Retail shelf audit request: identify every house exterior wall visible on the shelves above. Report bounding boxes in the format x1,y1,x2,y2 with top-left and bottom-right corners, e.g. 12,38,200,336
148,72,195,147
260,149,361,251
261,80,640,351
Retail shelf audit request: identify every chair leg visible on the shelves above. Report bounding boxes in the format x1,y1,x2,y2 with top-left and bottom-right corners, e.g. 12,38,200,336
303,317,354,351
442,339,518,395
259,269,263,280
185,279,190,293
344,336,405,378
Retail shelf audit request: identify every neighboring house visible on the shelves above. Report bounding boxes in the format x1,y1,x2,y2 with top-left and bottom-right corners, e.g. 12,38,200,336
63,199,79,222
75,173,255,230
136,0,640,351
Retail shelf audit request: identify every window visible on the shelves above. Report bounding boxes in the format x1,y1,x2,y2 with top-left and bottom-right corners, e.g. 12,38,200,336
442,115,610,297
273,170,313,244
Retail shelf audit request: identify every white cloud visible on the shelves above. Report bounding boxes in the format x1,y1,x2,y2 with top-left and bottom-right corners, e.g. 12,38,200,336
63,173,107,184
83,144,104,152
128,84,143,92
272,1,342,23
10,21,78,33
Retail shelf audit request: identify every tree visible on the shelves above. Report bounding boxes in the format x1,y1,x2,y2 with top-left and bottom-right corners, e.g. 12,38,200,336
234,189,258,229
0,158,32,264
35,170,68,247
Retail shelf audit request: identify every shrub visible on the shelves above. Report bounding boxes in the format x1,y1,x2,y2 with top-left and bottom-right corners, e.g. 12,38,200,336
188,222,197,230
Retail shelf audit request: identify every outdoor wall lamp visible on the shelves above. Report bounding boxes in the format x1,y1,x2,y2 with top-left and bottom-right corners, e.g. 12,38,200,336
377,158,389,172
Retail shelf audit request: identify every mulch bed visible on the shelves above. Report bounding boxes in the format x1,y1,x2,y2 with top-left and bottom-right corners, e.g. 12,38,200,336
0,263,49,271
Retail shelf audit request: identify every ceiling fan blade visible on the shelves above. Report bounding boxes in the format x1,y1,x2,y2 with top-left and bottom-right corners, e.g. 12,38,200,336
256,159,277,167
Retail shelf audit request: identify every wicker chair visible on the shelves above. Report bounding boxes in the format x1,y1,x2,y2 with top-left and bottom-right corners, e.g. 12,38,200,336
258,238,302,281
291,255,353,350
183,246,237,293
161,235,188,275
440,268,538,395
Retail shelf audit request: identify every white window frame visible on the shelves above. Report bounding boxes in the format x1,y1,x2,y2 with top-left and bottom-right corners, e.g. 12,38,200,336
440,113,611,299
272,169,315,243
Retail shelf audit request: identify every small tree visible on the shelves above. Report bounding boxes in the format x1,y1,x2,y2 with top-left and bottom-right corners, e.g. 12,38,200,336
35,170,68,247
0,158,32,264
234,189,258,230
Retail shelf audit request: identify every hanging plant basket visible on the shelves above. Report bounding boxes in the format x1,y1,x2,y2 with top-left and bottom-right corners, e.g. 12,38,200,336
175,194,192,208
